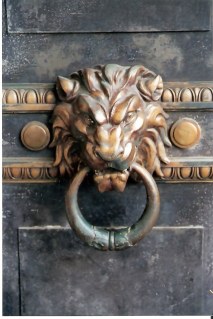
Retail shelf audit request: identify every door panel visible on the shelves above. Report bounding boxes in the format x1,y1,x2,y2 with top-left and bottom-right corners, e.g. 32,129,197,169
6,0,211,33
3,182,213,315
3,0,213,315
19,227,203,316
3,3,213,83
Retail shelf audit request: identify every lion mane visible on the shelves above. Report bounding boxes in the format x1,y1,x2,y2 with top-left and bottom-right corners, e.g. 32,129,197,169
50,64,171,184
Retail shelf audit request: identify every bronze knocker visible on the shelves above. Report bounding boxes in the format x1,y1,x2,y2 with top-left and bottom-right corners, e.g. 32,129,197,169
50,64,171,251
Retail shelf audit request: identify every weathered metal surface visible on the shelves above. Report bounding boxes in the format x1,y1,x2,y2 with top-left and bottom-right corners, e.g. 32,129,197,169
6,0,211,33
3,0,213,315
18,226,203,315
2,113,54,157
3,180,213,315
3,32,213,83
166,111,213,158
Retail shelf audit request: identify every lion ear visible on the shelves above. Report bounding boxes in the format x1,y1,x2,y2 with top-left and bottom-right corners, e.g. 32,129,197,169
56,76,80,101
138,75,163,101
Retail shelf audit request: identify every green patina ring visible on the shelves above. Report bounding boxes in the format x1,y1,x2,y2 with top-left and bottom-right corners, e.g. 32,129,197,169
65,162,160,251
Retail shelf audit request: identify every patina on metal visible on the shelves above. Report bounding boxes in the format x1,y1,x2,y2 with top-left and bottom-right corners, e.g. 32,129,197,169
50,63,171,250
66,163,160,251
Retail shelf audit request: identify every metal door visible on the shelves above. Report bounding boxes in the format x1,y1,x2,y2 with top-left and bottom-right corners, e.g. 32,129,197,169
3,0,213,315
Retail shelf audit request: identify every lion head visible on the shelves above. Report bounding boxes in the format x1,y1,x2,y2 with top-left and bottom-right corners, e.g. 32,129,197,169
50,64,171,192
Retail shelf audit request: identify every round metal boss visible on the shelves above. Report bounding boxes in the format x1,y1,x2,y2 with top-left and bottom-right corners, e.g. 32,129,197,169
21,121,50,151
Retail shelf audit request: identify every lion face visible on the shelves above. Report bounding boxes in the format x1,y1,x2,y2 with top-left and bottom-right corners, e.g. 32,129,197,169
50,64,171,192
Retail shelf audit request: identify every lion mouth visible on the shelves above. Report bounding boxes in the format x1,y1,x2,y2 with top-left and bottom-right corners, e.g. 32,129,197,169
84,142,136,172
93,168,130,192
82,142,136,192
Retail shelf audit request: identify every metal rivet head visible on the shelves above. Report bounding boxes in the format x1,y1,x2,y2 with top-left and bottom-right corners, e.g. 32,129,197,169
21,121,50,151
170,118,201,149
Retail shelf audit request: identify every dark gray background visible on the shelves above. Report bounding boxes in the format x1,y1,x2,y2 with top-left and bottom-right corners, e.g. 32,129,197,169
2,0,213,315
6,0,211,33
3,0,213,83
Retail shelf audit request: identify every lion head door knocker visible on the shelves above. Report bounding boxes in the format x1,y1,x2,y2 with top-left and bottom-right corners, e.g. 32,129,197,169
50,64,171,251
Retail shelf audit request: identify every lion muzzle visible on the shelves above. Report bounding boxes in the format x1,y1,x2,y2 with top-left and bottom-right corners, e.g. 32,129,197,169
95,124,124,162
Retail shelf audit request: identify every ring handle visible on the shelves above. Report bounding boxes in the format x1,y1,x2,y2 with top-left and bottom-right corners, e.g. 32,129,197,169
65,162,160,251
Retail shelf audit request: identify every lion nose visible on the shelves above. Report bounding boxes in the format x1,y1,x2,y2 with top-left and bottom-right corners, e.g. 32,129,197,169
95,125,124,161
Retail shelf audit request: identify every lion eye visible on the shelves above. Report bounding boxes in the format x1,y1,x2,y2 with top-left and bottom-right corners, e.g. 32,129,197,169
124,111,137,124
82,114,95,126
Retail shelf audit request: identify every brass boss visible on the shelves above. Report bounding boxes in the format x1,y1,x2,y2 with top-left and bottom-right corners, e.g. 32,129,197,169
21,121,50,151
170,118,201,149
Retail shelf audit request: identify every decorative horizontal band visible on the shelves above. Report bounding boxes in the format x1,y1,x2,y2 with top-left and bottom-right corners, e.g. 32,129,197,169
3,157,213,183
2,84,56,103
2,82,213,183
2,102,213,114
2,103,56,113
3,158,58,183
2,82,213,113
160,167,213,182
163,102,213,112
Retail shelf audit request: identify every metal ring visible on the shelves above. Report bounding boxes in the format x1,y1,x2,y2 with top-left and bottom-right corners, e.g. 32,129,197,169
65,162,160,251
